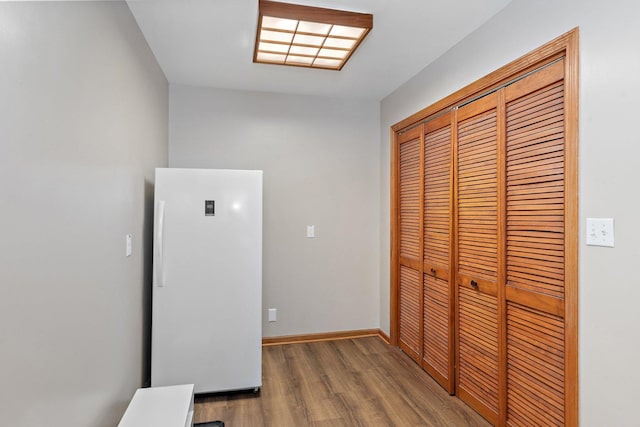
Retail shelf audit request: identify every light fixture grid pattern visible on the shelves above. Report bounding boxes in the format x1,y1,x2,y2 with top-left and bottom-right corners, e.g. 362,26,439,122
254,1,372,71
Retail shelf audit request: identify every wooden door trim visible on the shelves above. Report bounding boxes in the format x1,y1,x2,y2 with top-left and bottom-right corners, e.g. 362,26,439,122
564,28,580,427
418,125,426,365
390,128,400,346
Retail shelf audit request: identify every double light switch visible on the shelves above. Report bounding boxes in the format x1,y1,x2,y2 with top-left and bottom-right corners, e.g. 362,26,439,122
586,218,614,247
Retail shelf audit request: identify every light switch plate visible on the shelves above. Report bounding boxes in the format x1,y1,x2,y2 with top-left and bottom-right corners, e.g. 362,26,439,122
586,218,614,247
126,234,133,257
307,225,315,238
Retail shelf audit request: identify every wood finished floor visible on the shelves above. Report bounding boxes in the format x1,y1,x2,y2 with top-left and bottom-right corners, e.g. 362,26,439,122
194,337,490,426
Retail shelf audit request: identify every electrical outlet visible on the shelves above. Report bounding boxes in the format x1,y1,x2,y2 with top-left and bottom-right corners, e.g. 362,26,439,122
268,308,277,322
307,225,315,238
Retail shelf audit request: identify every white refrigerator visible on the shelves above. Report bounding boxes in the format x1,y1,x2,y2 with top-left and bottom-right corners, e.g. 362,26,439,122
151,168,262,394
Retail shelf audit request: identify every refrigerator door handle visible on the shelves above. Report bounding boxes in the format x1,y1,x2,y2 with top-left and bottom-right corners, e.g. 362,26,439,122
154,200,166,287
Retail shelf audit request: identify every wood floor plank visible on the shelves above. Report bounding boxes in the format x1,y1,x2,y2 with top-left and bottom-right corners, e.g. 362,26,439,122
194,337,490,426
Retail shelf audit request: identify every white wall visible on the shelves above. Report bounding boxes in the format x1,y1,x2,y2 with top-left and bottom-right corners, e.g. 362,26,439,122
169,85,380,337
380,0,640,425
0,3,168,426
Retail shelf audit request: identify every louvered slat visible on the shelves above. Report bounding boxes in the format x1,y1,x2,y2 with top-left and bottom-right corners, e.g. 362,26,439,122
458,286,499,413
458,110,498,281
423,274,449,381
424,125,451,268
399,266,421,358
507,303,565,426
400,138,421,260
506,80,565,299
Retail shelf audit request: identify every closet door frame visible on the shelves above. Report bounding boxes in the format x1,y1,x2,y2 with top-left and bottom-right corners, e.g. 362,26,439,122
390,28,579,426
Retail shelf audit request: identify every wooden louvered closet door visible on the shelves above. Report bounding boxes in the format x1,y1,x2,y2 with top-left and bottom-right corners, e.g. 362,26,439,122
422,113,454,393
392,30,578,427
455,93,501,425
503,60,569,426
397,127,423,363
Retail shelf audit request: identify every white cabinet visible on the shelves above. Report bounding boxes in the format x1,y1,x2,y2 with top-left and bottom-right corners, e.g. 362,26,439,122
118,384,194,427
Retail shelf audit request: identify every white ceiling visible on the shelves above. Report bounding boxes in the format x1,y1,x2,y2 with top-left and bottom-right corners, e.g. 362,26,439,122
126,0,512,101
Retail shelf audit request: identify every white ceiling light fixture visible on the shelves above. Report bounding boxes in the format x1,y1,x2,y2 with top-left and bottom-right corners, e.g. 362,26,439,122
254,0,373,71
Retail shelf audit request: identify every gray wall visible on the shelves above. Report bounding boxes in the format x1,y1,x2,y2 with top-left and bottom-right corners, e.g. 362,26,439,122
169,85,380,337
0,2,168,426
380,0,640,424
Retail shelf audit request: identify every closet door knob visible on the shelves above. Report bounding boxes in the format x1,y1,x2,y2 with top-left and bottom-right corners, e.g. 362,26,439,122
470,280,478,289
430,268,436,275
